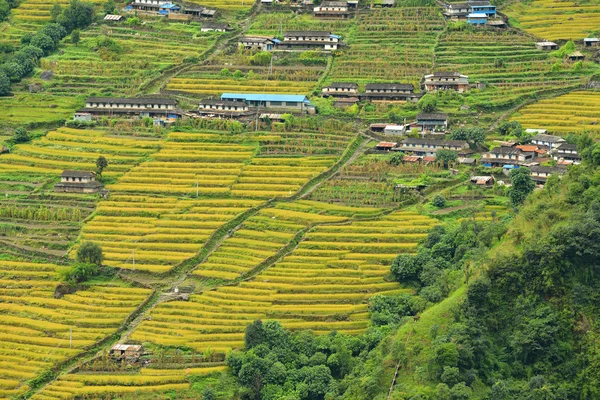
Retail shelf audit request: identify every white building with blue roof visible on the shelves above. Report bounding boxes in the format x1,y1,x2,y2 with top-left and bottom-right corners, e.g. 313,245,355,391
221,93,316,114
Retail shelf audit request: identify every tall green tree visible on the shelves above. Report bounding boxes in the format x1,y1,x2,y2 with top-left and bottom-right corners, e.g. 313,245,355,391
76,241,103,266
508,167,535,207
96,156,108,177
435,149,458,168
0,70,10,96
13,127,29,143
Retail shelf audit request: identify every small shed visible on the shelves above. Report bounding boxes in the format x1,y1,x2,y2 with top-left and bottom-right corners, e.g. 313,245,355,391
370,123,389,133
421,156,436,164
583,38,599,47
536,41,558,50
376,141,396,151
467,13,488,25
403,155,421,163
458,157,476,165
470,175,494,186
567,51,584,61
73,112,92,122
104,14,123,22
110,344,143,359
383,125,407,135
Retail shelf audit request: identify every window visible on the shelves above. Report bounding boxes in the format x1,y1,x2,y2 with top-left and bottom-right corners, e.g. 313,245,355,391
269,101,283,106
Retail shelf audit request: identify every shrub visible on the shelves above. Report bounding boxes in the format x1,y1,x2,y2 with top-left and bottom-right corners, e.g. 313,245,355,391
76,241,103,266
418,94,437,112
13,127,30,143
432,195,446,208
0,70,9,96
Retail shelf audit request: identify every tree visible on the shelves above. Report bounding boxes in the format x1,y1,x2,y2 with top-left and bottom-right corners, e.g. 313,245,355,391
508,167,535,207
0,0,10,22
60,262,99,283
418,94,437,113
50,3,62,21
96,156,108,177
40,23,67,45
56,0,94,32
436,149,458,168
432,195,446,208
103,0,115,14
245,319,265,349
76,241,103,266
71,29,80,46
0,70,10,96
391,254,420,282
13,127,29,143
388,152,404,166
201,387,216,400
30,33,55,55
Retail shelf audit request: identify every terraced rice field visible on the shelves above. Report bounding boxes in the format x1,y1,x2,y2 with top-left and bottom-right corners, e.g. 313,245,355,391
10,0,104,23
41,24,219,96
328,7,445,86
31,366,226,400
511,90,600,135
76,129,350,273
194,200,385,280
0,94,80,126
0,127,160,178
0,261,150,399
435,30,593,109
186,0,252,11
131,210,436,352
505,0,600,40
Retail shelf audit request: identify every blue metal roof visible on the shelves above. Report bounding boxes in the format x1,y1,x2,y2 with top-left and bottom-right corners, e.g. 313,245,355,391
221,93,311,103
502,164,518,169
160,3,180,9
272,38,282,44
330,34,341,39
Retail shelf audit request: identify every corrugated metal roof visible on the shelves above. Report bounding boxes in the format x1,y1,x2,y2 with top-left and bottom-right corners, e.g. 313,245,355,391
111,344,142,351
104,14,123,20
221,93,311,103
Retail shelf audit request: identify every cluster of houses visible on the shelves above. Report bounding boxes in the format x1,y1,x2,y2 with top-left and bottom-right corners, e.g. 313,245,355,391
443,1,505,27
127,0,217,19
239,31,344,52
371,113,449,135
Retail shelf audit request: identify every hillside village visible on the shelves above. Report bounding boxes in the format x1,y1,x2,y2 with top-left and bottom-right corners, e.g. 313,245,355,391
0,0,600,398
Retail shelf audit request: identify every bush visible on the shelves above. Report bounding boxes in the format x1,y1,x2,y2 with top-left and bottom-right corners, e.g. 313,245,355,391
418,94,437,112
60,262,99,283
249,51,271,66
76,241,103,266
13,127,29,143
432,195,446,208
0,70,10,96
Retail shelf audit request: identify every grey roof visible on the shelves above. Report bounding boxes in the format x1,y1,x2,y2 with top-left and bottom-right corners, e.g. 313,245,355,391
557,143,577,151
327,82,358,89
202,22,229,29
200,99,246,107
365,83,414,91
532,133,564,143
469,1,493,6
320,1,348,6
86,97,177,105
417,113,448,121
490,147,525,155
284,31,331,37
432,71,462,77
240,36,273,43
402,138,467,147
61,170,95,178
530,165,566,174
448,3,469,8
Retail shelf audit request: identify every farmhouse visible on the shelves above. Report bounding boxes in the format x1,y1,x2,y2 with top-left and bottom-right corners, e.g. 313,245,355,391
158,3,182,14
399,138,469,157
531,133,565,148
322,82,358,97
416,113,448,132
383,125,408,135
221,93,316,114
469,1,495,16
530,165,566,184
361,83,421,101
198,99,250,116
444,3,470,19
467,13,487,25
313,1,351,18
423,72,469,93
480,147,535,167
239,36,275,51
536,41,558,50
553,143,581,164
200,22,231,32
280,31,343,51
375,142,397,151
567,51,584,61
110,344,143,360
584,38,599,47
131,0,164,11
54,171,104,194
79,97,181,119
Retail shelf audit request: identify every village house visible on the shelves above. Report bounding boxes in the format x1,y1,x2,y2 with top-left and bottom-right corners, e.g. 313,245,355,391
158,3,181,14
131,0,164,11
467,13,487,25
79,97,181,119
470,175,494,187
423,72,469,93
198,99,250,116
567,51,584,61
361,83,421,102
416,113,448,133
200,22,231,32
110,344,143,360
54,171,104,194
444,3,470,19
530,165,566,185
321,82,358,97
313,1,351,19
469,0,495,16
536,41,558,51
375,141,397,151
553,143,581,164
584,38,599,47
182,5,216,18
399,138,469,157
383,125,407,135
239,36,276,51
221,93,316,114
480,147,535,167
279,31,343,51
531,133,566,149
